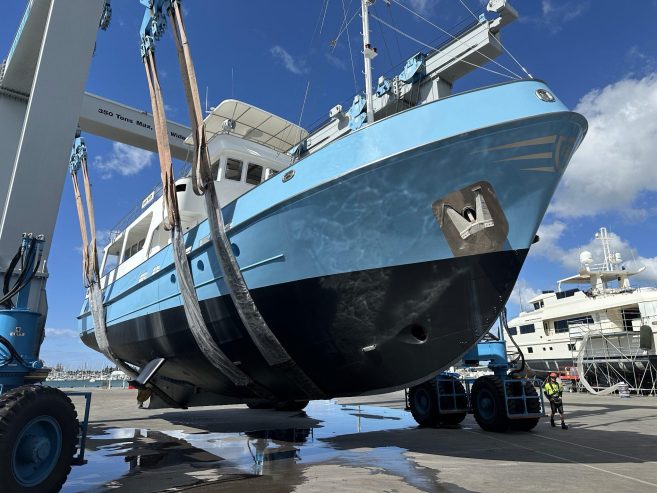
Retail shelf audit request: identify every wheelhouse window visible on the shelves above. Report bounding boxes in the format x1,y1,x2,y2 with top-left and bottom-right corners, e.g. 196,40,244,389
121,213,151,263
507,326,517,336
124,238,145,261
519,324,535,334
225,158,243,181
101,236,122,276
246,163,264,185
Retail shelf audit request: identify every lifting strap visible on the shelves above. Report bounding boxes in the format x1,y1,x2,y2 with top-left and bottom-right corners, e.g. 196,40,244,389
166,2,325,399
70,136,183,409
143,46,277,402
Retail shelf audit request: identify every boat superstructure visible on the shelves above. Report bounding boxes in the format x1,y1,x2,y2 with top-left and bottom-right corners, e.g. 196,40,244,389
506,227,657,393
77,1,588,406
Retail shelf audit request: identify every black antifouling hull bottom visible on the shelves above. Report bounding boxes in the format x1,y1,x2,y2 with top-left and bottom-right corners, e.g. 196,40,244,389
82,249,528,400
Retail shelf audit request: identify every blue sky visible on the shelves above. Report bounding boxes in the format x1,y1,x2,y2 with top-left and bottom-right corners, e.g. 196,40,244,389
2,0,657,369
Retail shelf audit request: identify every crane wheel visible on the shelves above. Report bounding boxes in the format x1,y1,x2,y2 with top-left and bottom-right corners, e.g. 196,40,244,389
275,400,310,411
409,379,440,427
0,385,78,493
509,381,540,432
436,376,467,425
246,400,274,409
471,375,509,432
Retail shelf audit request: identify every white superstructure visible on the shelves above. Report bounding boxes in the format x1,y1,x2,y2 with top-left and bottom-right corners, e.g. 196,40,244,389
99,101,297,286
506,228,657,385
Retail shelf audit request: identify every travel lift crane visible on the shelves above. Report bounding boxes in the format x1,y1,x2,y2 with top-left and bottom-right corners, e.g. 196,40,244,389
406,309,544,432
0,1,193,491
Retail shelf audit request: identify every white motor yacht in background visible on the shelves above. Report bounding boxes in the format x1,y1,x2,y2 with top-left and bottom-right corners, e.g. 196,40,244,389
506,227,657,392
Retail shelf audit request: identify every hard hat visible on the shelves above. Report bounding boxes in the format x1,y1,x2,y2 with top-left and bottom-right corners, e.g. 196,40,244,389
549,372,557,377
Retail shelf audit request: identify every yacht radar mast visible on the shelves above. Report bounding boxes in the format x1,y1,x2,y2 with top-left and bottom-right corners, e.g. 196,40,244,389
558,227,645,294
361,0,377,124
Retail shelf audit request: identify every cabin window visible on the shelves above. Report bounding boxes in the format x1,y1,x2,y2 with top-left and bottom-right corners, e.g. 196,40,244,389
148,225,169,257
556,288,580,300
121,213,152,263
519,324,535,334
621,307,641,331
567,343,576,351
124,238,145,261
507,326,517,336
264,168,278,181
554,316,594,333
246,163,264,185
527,347,533,353
225,158,243,181
101,236,122,276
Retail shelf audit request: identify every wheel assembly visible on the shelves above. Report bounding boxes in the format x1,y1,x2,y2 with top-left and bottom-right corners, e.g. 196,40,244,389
409,380,440,427
409,376,467,427
471,375,509,432
275,400,310,412
0,386,78,493
508,380,540,431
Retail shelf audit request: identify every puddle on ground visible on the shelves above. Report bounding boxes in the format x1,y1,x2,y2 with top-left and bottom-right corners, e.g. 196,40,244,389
62,401,440,492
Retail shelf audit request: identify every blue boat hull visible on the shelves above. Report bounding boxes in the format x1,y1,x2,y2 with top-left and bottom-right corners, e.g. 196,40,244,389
79,80,588,400
82,249,527,397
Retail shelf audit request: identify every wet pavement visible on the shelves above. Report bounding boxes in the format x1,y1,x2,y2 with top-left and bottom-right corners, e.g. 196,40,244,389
61,390,657,492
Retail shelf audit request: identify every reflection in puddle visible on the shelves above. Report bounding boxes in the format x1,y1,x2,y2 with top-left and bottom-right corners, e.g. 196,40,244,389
62,401,431,492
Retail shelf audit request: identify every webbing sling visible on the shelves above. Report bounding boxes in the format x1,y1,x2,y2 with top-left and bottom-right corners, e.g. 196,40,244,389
143,47,276,402
168,2,325,399
70,138,182,408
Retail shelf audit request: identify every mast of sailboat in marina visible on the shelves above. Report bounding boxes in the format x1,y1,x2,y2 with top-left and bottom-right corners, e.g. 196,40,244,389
361,0,377,124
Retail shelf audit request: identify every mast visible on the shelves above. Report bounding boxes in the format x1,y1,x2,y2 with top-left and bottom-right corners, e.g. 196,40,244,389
361,0,377,124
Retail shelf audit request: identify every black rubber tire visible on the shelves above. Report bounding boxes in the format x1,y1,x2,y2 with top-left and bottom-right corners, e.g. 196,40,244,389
245,400,274,409
409,380,439,427
275,400,309,411
508,381,541,432
471,375,509,432
0,385,79,493
436,377,467,425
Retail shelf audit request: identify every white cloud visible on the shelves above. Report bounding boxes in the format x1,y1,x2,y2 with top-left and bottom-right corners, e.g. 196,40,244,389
550,74,657,219
405,0,434,16
270,46,309,75
46,328,79,339
509,279,542,312
530,222,657,284
520,1,588,32
541,0,588,23
93,143,153,178
325,53,347,71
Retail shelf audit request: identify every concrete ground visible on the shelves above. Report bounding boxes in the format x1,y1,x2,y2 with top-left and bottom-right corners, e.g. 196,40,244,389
60,388,657,493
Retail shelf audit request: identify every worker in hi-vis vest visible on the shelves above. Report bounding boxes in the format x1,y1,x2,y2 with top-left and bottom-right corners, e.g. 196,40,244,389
544,372,568,429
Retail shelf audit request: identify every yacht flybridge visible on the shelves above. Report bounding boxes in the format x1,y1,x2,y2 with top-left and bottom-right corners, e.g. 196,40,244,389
78,0,588,408
506,228,657,392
